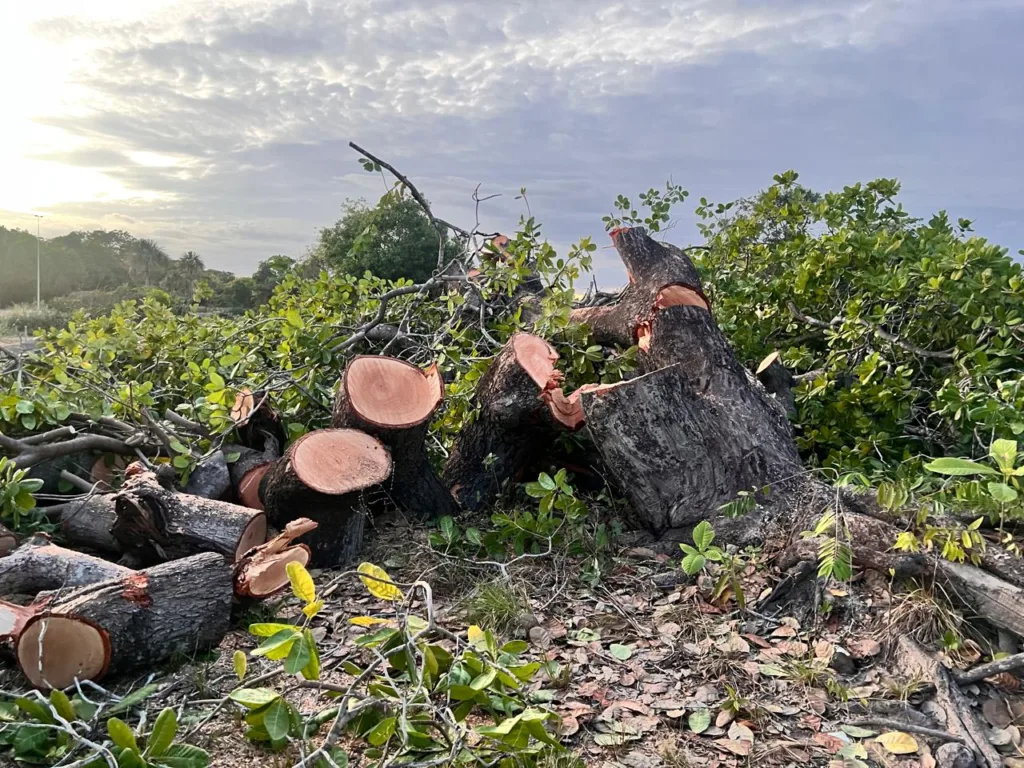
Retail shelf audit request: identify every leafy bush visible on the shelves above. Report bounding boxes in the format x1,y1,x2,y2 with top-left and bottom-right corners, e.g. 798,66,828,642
0,303,70,335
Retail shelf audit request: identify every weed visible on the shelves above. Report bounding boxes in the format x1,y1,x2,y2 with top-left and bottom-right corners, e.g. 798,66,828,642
464,580,530,637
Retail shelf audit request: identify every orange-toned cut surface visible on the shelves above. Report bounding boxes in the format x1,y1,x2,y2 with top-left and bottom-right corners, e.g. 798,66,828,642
18,615,110,689
0,601,37,640
90,455,128,491
243,546,311,598
238,463,272,510
234,513,268,561
655,283,708,311
290,429,392,495
346,357,444,429
511,334,561,391
231,389,256,424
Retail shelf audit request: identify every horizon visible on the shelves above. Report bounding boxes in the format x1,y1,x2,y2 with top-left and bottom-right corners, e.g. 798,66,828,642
2,1,1022,283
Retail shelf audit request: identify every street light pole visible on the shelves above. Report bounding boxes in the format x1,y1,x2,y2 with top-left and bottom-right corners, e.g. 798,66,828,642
33,215,43,308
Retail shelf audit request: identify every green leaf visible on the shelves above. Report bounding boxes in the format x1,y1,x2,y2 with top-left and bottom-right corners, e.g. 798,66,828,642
688,708,711,733
252,628,300,660
301,629,321,681
249,622,298,637
228,688,280,709
118,747,147,768
367,717,396,746
48,690,76,722
681,552,706,576
15,697,53,725
262,699,290,741
108,717,140,753
537,472,556,491
988,482,1018,504
501,640,528,655
285,308,303,329
692,520,715,550
156,743,211,768
107,684,161,716
145,708,178,758
991,439,1018,474
609,643,633,661
284,636,312,675
924,457,998,476
233,650,247,681
470,668,498,691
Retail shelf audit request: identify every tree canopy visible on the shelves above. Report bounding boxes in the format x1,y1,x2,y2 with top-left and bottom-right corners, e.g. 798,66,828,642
314,197,459,283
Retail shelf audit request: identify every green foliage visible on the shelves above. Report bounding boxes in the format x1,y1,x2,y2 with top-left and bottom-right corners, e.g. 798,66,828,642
679,520,723,576
805,510,854,582
0,691,207,767
315,196,459,283
0,456,44,530
694,173,1024,481
464,581,530,637
679,521,749,608
603,181,689,233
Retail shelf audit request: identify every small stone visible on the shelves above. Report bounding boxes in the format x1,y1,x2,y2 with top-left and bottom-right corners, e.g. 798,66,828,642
516,613,541,632
935,742,974,768
829,648,856,675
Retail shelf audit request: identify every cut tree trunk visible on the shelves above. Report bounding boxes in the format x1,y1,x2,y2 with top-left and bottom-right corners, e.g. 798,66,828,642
112,469,267,565
235,518,316,599
44,495,121,554
570,228,709,349
227,440,281,510
231,389,288,454
332,356,454,519
15,551,233,689
259,429,392,567
755,351,797,416
183,450,231,500
442,333,585,512
0,535,131,595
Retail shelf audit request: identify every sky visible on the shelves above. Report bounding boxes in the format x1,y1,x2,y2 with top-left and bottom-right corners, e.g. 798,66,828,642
1,1,1022,285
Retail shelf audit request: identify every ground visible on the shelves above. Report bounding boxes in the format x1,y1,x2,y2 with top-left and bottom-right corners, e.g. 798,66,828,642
3,515,1022,768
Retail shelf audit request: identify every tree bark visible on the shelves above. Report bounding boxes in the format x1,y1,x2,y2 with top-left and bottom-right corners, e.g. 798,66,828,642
44,495,121,554
259,429,392,567
16,552,233,689
442,334,584,512
112,469,267,565
183,450,231,500
227,440,280,510
0,535,131,595
332,356,455,520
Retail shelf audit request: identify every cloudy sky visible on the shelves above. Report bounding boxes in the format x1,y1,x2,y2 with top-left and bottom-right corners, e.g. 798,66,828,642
1,1,1021,284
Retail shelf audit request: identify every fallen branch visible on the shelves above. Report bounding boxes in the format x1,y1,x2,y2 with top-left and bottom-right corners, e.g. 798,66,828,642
846,717,966,745
954,650,1024,686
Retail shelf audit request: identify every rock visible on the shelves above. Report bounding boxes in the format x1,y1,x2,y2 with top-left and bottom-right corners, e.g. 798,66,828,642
829,648,857,675
935,742,974,768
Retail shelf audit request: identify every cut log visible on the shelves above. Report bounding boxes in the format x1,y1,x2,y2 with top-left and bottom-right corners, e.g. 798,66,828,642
227,439,281,510
44,495,121,554
755,351,797,416
183,450,231,500
332,356,454,520
0,535,131,595
570,228,709,348
16,551,233,689
112,470,267,564
0,524,16,555
0,600,43,643
235,518,316,599
442,334,584,512
259,429,392,567
231,389,287,454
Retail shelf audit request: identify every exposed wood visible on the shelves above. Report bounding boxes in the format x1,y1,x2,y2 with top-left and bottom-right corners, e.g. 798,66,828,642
937,558,1024,638
0,535,131,595
442,334,583,512
227,440,281,510
112,469,267,565
755,351,797,416
332,356,454,520
260,429,391,567
231,389,288,454
0,600,44,643
235,518,316,598
16,551,233,689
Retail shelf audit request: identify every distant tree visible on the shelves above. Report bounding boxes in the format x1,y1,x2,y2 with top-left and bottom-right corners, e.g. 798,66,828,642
129,239,171,286
252,255,296,304
315,197,458,283
177,251,205,303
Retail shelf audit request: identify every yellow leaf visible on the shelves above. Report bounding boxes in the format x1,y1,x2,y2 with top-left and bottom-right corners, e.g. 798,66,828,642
286,561,316,604
349,616,395,628
874,731,919,754
357,563,403,602
302,599,324,619
233,650,247,680
468,625,486,649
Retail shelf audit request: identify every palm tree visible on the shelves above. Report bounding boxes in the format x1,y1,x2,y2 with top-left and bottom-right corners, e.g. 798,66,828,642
177,251,205,303
129,238,171,286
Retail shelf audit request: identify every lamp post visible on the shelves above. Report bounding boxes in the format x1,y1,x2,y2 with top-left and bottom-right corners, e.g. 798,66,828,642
33,214,43,307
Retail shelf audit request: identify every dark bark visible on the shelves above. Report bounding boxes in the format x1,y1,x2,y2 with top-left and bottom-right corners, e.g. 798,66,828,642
232,390,287,455
0,536,131,595
226,440,280,510
16,552,233,688
112,470,267,565
755,352,798,417
442,334,580,512
258,429,391,567
183,450,231,500
45,495,122,554
26,452,102,495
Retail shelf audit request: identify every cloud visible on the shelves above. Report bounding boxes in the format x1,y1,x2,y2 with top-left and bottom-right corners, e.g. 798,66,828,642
2,0,1021,279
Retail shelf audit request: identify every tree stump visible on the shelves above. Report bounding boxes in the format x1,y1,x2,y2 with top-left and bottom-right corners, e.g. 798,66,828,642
442,333,584,512
112,469,267,565
16,552,233,689
332,356,454,519
259,429,392,567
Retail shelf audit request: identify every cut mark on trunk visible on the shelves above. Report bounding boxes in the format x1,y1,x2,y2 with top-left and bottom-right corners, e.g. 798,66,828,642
655,283,709,311
344,356,444,429
121,572,152,607
243,546,310,598
289,428,392,495
511,333,562,391
238,463,272,510
230,389,256,424
18,615,111,689
235,514,268,560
